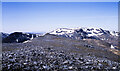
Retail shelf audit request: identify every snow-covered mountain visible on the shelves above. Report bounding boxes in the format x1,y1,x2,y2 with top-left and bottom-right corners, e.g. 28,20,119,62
49,27,118,46
2,32,40,43
50,27,118,38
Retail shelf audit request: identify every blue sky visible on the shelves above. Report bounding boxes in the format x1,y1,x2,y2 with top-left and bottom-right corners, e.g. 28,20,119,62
2,2,118,33
2,0,120,2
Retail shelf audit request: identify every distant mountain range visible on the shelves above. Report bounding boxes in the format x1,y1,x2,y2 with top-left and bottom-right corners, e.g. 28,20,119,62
49,27,118,46
1,27,119,48
49,27,118,39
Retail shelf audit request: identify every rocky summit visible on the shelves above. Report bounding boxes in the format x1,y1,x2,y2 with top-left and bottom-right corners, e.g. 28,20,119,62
2,46,120,71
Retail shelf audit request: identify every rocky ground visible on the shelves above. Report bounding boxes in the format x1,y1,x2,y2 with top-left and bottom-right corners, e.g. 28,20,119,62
2,35,120,71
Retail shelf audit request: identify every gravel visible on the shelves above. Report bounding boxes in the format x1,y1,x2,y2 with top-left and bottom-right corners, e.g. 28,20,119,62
2,46,120,71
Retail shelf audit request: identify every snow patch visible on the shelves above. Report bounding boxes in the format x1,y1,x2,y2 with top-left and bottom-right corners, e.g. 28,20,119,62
31,35,34,40
16,39,18,42
110,31,118,36
23,40,31,43
111,45,115,49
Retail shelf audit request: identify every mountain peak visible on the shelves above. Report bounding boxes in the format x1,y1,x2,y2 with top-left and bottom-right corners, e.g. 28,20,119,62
49,27,118,40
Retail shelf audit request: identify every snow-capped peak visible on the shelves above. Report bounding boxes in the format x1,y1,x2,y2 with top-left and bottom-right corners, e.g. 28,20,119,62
50,27,118,36
49,27,118,40
50,28,75,35
75,27,104,37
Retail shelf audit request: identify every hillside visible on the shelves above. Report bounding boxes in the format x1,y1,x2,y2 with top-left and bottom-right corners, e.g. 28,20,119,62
2,27,120,70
